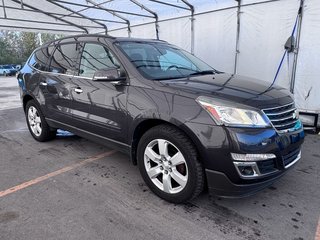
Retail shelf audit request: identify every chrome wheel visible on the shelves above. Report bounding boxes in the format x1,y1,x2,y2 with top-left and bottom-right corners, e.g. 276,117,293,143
27,106,42,137
144,139,188,194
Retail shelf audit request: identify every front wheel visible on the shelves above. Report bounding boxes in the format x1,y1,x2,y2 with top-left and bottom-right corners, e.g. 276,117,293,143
25,100,56,142
137,124,205,203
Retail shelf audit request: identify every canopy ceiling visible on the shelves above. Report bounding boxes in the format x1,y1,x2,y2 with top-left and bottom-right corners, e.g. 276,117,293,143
0,0,237,35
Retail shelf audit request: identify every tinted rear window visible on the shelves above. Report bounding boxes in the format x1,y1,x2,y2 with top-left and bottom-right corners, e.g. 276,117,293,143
28,48,52,71
48,43,80,75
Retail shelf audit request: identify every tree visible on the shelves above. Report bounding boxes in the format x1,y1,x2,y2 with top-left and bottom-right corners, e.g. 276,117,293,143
0,31,63,64
21,32,39,59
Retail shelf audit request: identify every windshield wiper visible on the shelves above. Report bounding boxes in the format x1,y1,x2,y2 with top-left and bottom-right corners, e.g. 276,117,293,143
188,70,216,76
154,76,185,81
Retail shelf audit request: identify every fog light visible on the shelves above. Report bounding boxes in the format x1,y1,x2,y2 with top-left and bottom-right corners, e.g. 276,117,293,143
238,166,254,176
231,153,276,161
233,162,260,178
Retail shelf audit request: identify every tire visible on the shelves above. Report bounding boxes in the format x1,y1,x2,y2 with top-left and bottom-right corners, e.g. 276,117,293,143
137,124,204,203
25,100,56,142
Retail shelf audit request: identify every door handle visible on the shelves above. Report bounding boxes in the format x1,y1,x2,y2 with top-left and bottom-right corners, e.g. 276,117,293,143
40,81,48,86
74,87,83,94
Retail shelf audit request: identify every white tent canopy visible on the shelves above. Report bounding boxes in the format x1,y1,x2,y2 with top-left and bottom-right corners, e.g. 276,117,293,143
1,0,320,125
0,0,218,34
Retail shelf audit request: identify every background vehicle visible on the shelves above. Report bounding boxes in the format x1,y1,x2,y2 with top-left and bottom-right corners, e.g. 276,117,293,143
0,65,10,76
17,35,304,203
0,65,17,76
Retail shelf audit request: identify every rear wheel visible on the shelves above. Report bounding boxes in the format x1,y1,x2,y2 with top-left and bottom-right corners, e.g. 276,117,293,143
25,100,56,142
137,124,204,203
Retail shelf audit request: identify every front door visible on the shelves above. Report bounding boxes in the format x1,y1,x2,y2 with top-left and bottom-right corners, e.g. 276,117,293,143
71,42,129,145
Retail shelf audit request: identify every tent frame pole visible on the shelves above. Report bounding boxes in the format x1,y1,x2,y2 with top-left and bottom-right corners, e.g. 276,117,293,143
234,0,241,74
46,0,108,34
1,0,6,18
290,0,304,94
86,0,131,37
181,0,195,54
129,0,159,39
0,5,125,24
59,0,114,18
0,25,84,33
54,0,153,18
11,0,88,33
148,0,190,11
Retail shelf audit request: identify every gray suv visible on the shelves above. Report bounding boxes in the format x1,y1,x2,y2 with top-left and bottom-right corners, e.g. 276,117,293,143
17,34,304,203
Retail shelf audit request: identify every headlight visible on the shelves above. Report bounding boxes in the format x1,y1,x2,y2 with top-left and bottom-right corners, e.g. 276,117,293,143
196,96,270,127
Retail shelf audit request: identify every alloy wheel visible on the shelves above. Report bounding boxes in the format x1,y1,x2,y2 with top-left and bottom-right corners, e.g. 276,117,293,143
27,106,42,137
144,139,188,194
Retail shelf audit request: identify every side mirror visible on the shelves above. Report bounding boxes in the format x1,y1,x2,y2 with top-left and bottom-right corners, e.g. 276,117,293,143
93,68,126,81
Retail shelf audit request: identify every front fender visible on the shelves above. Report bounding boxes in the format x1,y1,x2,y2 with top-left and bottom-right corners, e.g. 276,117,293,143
127,86,219,165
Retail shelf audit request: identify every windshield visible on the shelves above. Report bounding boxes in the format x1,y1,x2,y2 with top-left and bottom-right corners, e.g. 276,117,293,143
117,42,215,80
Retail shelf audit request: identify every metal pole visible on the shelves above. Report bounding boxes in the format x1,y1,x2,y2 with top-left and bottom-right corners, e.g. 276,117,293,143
190,13,195,54
0,17,104,29
148,0,190,11
290,0,304,94
60,0,114,18
11,0,88,33
181,0,195,54
54,0,154,18
129,0,159,39
234,0,241,74
0,25,84,33
47,0,108,34
1,0,6,18
86,0,131,37
0,4,126,24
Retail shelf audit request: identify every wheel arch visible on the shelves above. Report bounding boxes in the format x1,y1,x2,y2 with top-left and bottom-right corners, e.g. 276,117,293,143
23,94,35,112
130,118,205,165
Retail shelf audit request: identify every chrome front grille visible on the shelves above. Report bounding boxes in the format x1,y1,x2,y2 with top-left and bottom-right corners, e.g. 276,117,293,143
262,102,298,132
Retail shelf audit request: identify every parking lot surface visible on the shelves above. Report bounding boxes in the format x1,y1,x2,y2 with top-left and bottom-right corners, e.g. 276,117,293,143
0,77,319,240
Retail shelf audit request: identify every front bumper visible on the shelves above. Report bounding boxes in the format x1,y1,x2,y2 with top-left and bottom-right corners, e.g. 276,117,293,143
185,121,304,197
205,168,287,198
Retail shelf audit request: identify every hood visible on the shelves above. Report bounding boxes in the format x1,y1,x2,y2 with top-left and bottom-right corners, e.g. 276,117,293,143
160,73,293,109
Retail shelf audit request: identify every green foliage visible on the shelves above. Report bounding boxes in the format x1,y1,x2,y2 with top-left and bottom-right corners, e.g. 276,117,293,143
40,33,63,45
0,31,63,65
21,32,39,60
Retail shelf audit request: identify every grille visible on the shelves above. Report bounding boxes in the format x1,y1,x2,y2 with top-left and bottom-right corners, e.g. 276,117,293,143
283,148,301,167
256,159,276,174
262,102,298,132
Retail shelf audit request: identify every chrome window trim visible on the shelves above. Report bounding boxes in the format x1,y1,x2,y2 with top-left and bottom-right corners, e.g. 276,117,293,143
29,64,93,80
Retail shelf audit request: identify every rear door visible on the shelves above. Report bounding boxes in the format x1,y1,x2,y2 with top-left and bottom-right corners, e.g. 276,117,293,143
71,42,129,145
43,42,81,125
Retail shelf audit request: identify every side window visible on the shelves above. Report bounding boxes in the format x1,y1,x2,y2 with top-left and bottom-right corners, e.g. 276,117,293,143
49,43,80,75
28,48,51,71
79,43,120,78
